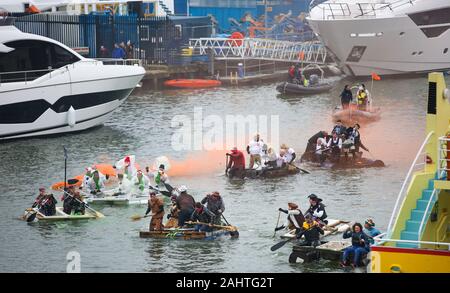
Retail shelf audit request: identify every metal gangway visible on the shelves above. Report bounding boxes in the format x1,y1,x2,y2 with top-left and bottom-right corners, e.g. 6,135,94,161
189,37,328,64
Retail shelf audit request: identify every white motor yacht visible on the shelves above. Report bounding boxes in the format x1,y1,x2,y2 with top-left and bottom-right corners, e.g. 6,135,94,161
307,0,450,76
0,16,145,140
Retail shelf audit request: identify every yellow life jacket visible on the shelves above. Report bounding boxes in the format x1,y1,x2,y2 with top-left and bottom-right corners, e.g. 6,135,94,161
357,91,367,104
303,78,309,87
303,221,317,230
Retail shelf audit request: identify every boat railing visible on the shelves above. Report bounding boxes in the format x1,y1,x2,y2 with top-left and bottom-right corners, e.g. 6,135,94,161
0,68,56,85
417,188,438,242
437,136,449,181
386,131,435,238
93,58,143,66
312,0,416,20
373,235,450,250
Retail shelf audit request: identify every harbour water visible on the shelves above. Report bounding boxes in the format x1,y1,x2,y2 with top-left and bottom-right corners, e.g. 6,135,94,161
0,75,441,272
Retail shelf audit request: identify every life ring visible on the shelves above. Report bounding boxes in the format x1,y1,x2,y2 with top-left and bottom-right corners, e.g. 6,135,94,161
227,32,244,47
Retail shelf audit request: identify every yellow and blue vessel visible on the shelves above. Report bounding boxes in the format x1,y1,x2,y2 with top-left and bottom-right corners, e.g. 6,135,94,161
369,72,450,273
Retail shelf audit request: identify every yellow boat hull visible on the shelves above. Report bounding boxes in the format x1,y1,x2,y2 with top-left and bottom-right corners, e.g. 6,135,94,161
369,246,450,273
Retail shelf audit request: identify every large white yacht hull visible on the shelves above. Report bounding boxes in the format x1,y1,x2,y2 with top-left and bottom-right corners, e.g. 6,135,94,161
307,2,450,76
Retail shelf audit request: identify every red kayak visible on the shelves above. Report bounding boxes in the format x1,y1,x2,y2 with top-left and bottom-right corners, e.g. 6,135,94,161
164,79,222,89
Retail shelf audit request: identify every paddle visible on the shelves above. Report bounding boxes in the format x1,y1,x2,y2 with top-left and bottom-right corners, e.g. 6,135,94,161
63,190,104,218
131,214,150,221
288,163,310,174
270,237,296,251
25,209,37,222
185,221,238,232
221,214,239,237
270,222,339,252
273,211,281,238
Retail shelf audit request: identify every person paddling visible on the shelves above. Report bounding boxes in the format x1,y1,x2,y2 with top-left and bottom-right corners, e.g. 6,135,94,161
296,214,324,247
87,170,106,194
32,187,47,209
226,147,245,178
247,133,264,169
165,195,179,228
274,202,305,235
132,170,150,193
201,191,225,225
175,185,195,227
305,194,328,225
144,191,164,231
190,202,216,232
33,187,57,216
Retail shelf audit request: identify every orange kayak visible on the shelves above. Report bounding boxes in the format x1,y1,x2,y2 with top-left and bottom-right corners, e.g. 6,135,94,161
164,79,222,89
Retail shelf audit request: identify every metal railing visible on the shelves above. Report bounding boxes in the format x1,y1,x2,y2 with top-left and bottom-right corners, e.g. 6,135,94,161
189,37,327,64
417,188,438,241
0,59,142,86
373,233,450,250
0,68,55,85
386,131,434,238
438,136,449,180
312,0,416,20
93,58,142,66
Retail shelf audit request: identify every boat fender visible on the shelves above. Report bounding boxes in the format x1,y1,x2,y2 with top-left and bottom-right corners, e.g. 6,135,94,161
67,106,76,128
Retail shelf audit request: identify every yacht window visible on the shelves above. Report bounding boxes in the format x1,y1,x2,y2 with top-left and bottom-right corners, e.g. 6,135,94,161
408,8,450,26
420,26,450,38
346,46,366,62
412,52,416,55
418,51,423,55
0,40,79,82
51,44,79,68
399,32,405,36
444,48,448,54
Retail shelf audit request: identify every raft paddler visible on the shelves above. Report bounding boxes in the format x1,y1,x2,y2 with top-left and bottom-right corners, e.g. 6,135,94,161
332,120,347,136
264,147,278,168
71,191,86,215
296,215,324,247
348,123,369,155
303,131,328,160
165,195,179,228
82,167,94,190
175,185,195,227
62,185,75,214
32,187,47,208
146,164,173,193
114,155,136,180
132,170,150,192
226,147,245,177
327,132,342,162
145,192,164,231
247,133,264,169
201,191,225,225
280,144,296,164
190,202,215,232
274,202,305,234
314,136,328,164
33,187,57,216
305,194,328,224
86,170,106,194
